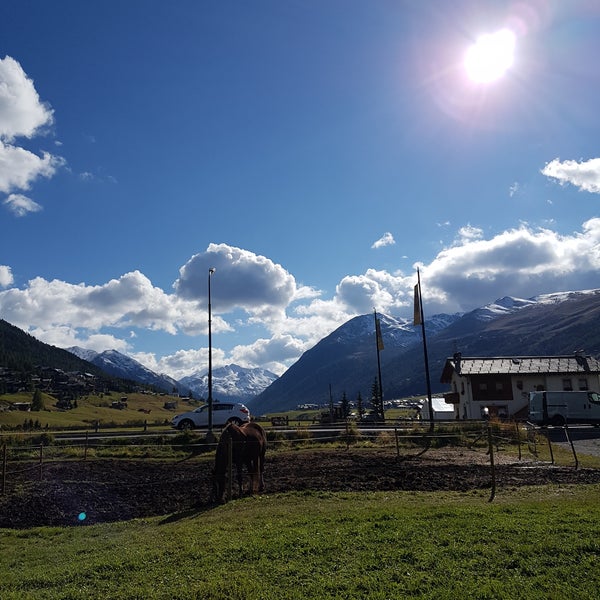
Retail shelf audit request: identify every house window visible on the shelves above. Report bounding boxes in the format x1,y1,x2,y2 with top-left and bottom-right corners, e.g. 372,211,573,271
562,378,573,391
516,380,523,390
495,382,504,391
578,378,589,391
479,382,487,392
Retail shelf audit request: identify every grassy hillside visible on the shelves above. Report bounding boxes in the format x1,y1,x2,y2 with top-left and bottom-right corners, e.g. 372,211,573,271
0,319,105,375
0,391,191,429
2,486,600,599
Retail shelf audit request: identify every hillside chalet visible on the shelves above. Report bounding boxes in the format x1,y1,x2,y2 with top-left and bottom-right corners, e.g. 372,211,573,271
440,352,600,420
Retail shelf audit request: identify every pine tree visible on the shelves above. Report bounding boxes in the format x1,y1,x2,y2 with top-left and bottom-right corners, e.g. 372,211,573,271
341,391,349,417
31,389,44,411
370,378,384,420
356,391,364,418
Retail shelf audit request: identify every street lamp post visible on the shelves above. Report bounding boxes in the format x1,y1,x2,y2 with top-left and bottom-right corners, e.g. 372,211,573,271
207,267,216,440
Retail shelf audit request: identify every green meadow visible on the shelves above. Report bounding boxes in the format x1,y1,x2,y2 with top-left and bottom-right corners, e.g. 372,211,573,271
2,485,600,600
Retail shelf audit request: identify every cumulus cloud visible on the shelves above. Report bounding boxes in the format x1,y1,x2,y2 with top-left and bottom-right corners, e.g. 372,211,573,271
3,221,600,379
0,56,64,211
456,225,483,242
0,56,54,141
335,269,410,314
0,142,64,194
229,334,308,376
0,265,13,287
421,218,600,313
0,270,207,338
542,158,600,193
371,232,395,249
4,193,42,216
174,243,315,316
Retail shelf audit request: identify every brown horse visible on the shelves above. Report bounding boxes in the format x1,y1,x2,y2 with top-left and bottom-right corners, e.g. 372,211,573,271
212,421,267,503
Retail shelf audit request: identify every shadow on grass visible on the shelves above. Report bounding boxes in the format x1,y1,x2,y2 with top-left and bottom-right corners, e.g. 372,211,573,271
158,500,220,525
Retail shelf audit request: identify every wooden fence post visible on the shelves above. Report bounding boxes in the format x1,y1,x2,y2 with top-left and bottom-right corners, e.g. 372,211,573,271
84,430,89,461
487,425,496,502
545,429,554,465
39,443,43,481
394,428,400,459
564,424,578,469
514,421,522,461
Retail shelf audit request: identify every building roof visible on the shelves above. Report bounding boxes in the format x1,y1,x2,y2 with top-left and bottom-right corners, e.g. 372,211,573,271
440,354,600,383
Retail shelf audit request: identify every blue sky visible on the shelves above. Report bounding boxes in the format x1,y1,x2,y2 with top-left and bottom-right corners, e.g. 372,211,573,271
1,0,599,379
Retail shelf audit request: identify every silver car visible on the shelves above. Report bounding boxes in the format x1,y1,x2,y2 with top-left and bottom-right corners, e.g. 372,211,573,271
171,402,250,430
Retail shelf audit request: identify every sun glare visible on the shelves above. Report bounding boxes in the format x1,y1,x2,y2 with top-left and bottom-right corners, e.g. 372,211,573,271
464,28,516,83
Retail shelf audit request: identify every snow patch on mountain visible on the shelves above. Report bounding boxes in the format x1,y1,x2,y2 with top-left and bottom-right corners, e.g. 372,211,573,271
179,364,278,402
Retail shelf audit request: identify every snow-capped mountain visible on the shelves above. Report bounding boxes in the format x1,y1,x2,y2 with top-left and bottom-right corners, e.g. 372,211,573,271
68,347,179,393
471,296,538,322
67,347,278,401
250,289,600,413
179,364,278,402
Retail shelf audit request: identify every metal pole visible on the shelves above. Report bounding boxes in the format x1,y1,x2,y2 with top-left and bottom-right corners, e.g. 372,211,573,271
374,310,384,421
487,425,496,502
207,268,215,438
417,269,434,432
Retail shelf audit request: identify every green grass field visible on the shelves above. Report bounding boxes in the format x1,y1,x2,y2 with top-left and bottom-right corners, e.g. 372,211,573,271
0,391,188,430
2,485,600,599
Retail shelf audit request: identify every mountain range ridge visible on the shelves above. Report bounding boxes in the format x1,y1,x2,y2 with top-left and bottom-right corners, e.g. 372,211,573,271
3,288,600,410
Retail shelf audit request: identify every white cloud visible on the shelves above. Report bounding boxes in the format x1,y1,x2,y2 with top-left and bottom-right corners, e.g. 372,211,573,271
421,218,600,313
371,232,395,249
0,265,13,287
0,142,64,194
4,193,42,216
174,243,315,316
2,221,600,379
456,225,483,242
0,270,207,337
542,158,600,193
0,56,53,141
229,334,308,376
0,56,64,212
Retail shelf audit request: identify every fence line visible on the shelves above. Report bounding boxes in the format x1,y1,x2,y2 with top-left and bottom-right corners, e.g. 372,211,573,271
0,421,584,500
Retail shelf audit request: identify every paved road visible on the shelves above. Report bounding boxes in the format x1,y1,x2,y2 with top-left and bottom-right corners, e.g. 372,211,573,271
547,425,600,458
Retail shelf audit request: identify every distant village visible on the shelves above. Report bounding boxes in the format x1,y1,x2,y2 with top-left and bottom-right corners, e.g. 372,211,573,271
0,366,103,410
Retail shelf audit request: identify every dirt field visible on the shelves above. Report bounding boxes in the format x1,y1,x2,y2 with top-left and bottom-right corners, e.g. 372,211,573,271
2,447,600,529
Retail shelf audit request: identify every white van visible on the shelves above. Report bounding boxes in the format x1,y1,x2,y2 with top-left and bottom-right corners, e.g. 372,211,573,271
529,391,600,426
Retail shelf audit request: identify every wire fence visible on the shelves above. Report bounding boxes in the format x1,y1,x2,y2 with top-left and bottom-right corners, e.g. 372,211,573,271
0,420,592,502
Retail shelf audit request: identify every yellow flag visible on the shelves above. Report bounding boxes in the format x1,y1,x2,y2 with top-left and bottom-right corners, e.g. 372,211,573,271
413,283,422,325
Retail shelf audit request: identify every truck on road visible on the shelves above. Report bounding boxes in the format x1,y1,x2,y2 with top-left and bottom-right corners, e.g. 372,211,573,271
529,390,600,426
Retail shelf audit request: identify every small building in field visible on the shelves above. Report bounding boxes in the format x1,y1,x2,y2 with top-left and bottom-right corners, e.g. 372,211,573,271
440,352,600,420
420,396,455,421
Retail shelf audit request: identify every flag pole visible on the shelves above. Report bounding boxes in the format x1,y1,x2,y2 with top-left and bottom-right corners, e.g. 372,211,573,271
374,309,385,421
415,269,434,431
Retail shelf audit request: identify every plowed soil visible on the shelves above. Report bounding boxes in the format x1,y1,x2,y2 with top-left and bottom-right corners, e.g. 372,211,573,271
2,447,600,528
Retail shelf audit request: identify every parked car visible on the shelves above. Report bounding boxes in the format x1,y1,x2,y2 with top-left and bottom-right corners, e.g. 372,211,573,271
171,402,250,430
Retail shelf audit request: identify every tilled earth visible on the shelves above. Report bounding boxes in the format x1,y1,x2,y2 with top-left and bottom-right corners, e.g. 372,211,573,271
2,447,600,528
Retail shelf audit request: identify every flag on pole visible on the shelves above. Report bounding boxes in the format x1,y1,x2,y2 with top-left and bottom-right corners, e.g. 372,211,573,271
375,317,384,350
413,283,422,325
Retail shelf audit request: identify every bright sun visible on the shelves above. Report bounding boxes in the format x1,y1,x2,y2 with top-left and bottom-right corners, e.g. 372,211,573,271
464,28,516,83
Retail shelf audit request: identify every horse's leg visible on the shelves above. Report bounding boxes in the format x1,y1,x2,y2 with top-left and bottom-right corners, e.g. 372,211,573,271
246,459,255,494
258,449,265,492
251,458,259,493
236,461,244,497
